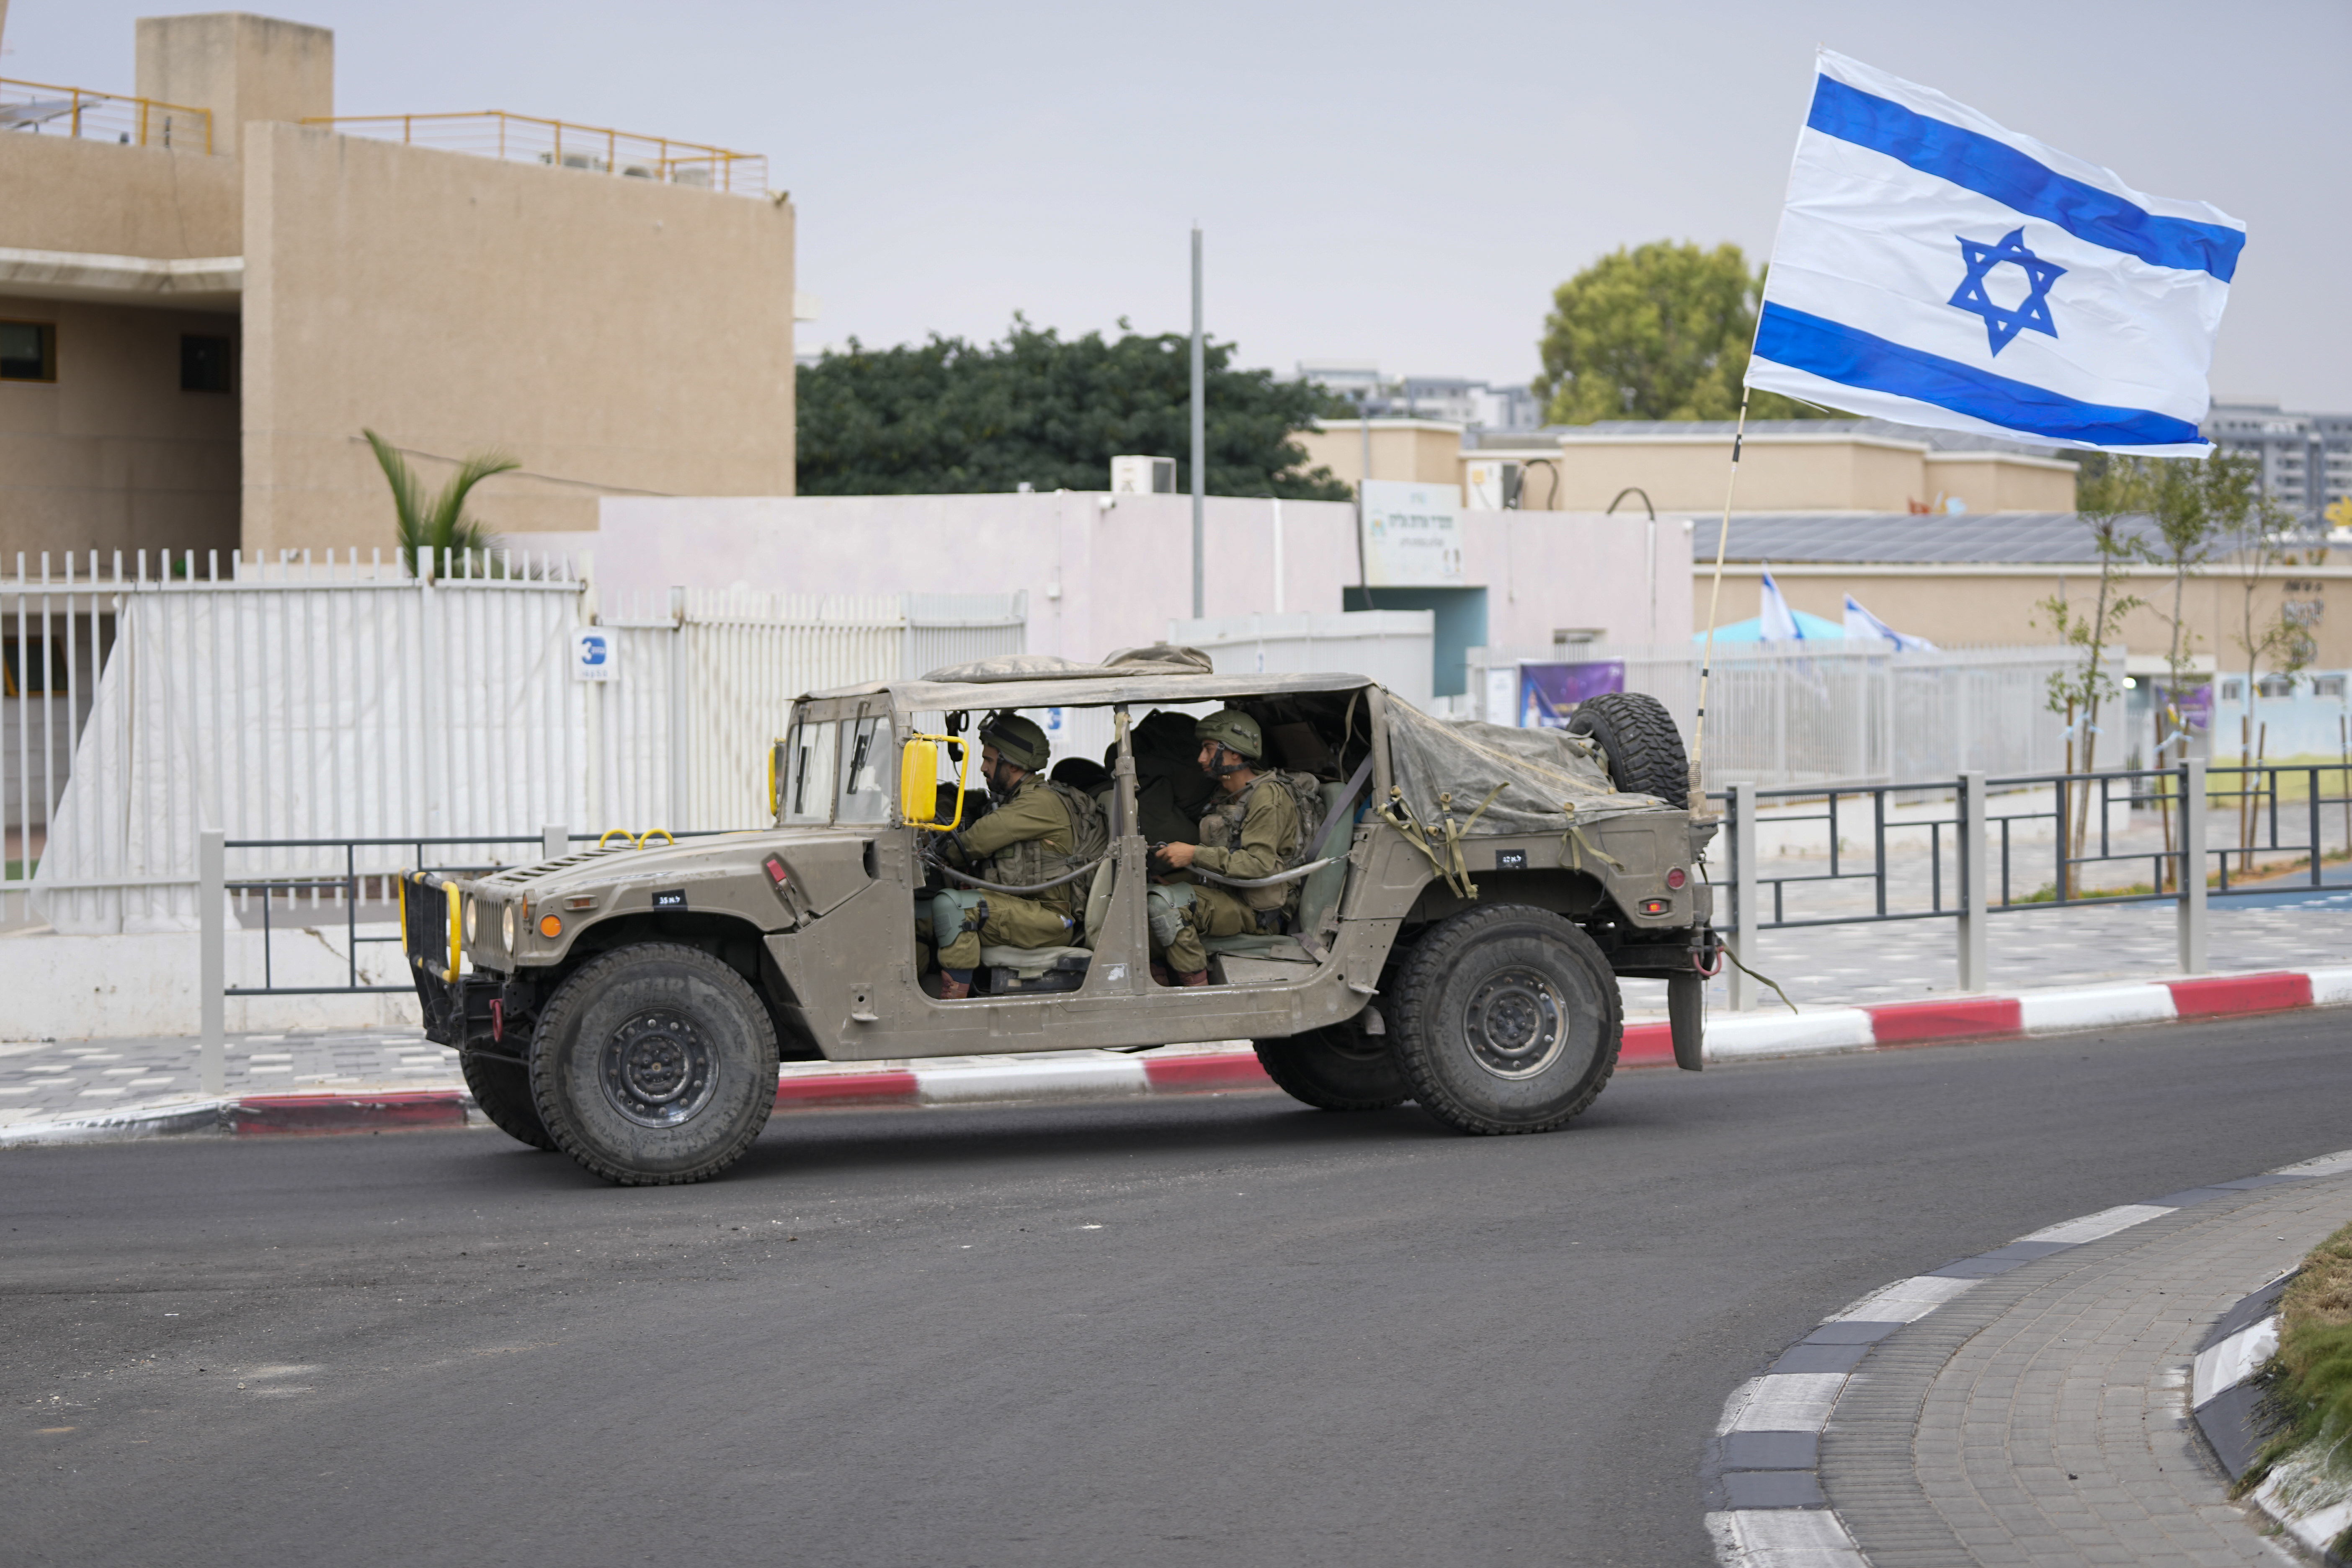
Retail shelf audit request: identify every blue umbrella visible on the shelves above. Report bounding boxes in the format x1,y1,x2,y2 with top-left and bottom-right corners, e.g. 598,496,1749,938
1695,610,1847,644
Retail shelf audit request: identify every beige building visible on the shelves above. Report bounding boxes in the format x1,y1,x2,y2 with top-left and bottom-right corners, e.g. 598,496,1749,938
0,11,796,563
1689,515,2351,673
1293,416,2079,515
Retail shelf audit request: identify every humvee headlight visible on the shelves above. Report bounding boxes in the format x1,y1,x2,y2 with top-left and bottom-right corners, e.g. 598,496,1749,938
501,902,518,952
464,896,479,942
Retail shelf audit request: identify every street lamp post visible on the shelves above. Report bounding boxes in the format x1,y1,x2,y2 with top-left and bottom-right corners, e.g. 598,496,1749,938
1190,224,1204,620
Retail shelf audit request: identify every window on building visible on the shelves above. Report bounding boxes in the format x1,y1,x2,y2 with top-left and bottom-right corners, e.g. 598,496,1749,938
0,321,57,382
2314,675,2347,699
2257,673,2297,698
181,334,232,393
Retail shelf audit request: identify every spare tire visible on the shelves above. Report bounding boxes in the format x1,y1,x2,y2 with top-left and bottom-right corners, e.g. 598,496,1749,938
1566,691,1689,808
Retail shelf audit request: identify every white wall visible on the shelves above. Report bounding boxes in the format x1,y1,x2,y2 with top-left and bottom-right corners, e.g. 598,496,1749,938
577,493,1689,671
1172,611,1436,709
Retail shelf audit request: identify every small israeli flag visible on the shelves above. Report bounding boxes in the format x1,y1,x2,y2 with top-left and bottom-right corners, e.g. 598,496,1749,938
1759,568,1804,642
1746,51,2243,457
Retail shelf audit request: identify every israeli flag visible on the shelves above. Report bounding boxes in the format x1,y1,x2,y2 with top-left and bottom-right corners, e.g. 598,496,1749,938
1842,593,1936,652
1747,51,2242,457
1759,568,1805,642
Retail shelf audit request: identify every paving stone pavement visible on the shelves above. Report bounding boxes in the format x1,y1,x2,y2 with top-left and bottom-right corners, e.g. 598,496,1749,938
1623,884,2352,1019
0,1030,451,1126
1822,1171,2352,1567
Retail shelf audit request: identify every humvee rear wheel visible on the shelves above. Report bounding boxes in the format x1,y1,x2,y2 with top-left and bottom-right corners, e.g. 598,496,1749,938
529,943,776,1186
1253,1023,1411,1112
1390,905,1620,1135
460,1050,556,1151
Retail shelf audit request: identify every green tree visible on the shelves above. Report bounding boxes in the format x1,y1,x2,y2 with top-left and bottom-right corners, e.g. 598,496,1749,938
2035,458,2145,877
2080,451,2253,885
1534,242,1830,424
2226,489,2321,867
796,317,1351,499
365,430,519,577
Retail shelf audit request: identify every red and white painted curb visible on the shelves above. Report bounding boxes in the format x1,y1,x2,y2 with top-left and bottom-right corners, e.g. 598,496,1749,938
3,965,2345,1148
1679,964,2352,1067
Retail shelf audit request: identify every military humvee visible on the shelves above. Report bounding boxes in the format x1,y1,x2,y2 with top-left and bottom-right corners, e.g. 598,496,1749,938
401,646,1719,1185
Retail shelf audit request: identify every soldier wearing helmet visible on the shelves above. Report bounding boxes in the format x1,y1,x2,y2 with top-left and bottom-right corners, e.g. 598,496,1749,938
1147,708,1302,986
928,712,1085,999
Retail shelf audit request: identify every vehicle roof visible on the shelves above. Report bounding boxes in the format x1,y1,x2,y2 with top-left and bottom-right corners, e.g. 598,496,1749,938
807,669,1375,709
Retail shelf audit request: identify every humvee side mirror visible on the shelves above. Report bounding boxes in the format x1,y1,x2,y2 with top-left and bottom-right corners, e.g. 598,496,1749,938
769,738,788,819
900,735,968,832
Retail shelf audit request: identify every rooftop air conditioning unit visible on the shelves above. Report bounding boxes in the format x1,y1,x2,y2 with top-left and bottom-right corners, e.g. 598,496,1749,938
1465,459,1523,511
1110,455,1176,495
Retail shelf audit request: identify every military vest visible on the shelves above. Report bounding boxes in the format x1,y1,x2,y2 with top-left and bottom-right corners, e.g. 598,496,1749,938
989,780,1110,912
1197,771,1324,913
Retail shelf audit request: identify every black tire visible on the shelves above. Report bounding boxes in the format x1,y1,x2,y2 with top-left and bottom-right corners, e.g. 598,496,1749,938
1253,1022,1411,1111
1566,690,1689,808
460,1050,557,1150
529,943,777,1186
1390,905,1622,1136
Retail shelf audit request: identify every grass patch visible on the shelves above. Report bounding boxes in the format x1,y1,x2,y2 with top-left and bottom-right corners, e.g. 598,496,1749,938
2,858,33,880
2206,754,2352,808
2240,1221,2352,1510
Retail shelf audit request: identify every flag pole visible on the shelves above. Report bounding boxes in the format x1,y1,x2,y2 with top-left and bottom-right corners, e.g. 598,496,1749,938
1690,384,1752,806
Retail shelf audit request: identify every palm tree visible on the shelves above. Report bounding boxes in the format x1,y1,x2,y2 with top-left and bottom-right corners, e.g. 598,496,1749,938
365,429,521,576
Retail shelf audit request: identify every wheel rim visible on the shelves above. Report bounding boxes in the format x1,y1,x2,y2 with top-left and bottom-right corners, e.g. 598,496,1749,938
1321,1026,1391,1063
1461,967,1566,1080
600,1009,718,1128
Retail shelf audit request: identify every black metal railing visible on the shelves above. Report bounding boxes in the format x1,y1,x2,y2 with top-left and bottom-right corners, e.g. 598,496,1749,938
1708,761,2351,935
216,830,731,997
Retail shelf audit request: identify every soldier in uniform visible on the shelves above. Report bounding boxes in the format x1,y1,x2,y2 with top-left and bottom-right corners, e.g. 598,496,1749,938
928,714,1087,999
1148,709,1301,986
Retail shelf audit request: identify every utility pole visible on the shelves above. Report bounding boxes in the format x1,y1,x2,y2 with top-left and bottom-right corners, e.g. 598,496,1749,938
1190,224,1205,620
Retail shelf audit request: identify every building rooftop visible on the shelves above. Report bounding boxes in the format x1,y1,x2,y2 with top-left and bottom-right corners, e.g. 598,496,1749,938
1688,512,2164,565
303,110,766,196
1565,418,2064,458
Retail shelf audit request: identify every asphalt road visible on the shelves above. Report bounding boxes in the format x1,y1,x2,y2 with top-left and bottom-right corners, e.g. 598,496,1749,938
8,1014,2350,1568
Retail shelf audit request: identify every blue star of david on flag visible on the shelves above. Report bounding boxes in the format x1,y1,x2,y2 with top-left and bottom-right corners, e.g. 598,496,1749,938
1743,50,2244,456
1948,227,2064,355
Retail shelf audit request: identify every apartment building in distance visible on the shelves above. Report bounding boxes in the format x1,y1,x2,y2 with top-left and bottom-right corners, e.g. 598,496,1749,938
2203,400,2352,530
0,10,798,565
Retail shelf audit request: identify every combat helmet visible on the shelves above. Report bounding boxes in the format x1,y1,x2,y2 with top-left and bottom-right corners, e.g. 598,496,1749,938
978,712,1051,772
1194,708,1264,763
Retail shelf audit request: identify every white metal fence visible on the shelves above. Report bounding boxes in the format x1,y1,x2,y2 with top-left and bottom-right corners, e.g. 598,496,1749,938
1469,643,2094,791
7,552,1024,931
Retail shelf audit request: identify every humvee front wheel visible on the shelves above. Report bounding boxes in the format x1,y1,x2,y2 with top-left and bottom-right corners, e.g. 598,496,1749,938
1254,1023,1410,1112
460,1050,556,1150
529,943,776,1186
1390,905,1620,1135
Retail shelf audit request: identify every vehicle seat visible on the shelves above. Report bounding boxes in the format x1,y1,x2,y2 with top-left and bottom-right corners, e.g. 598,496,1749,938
977,861,1114,995
1291,779,1359,948
1198,780,1360,970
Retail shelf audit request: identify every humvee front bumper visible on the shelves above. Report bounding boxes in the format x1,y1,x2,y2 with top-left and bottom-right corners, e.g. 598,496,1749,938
398,873,526,1055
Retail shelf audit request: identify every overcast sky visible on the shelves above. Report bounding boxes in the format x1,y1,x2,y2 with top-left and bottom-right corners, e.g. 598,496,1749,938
14,0,2346,410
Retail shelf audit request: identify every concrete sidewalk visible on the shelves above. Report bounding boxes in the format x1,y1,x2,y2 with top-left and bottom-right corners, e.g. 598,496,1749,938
1710,1150,2352,1568
1638,875,2352,1019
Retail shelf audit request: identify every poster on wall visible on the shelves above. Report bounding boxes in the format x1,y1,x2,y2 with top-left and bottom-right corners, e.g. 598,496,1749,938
1518,661,1625,728
2155,682,2212,741
1360,480,1463,587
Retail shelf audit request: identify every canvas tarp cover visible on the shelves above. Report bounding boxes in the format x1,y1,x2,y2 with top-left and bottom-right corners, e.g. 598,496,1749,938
1382,698,1666,836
